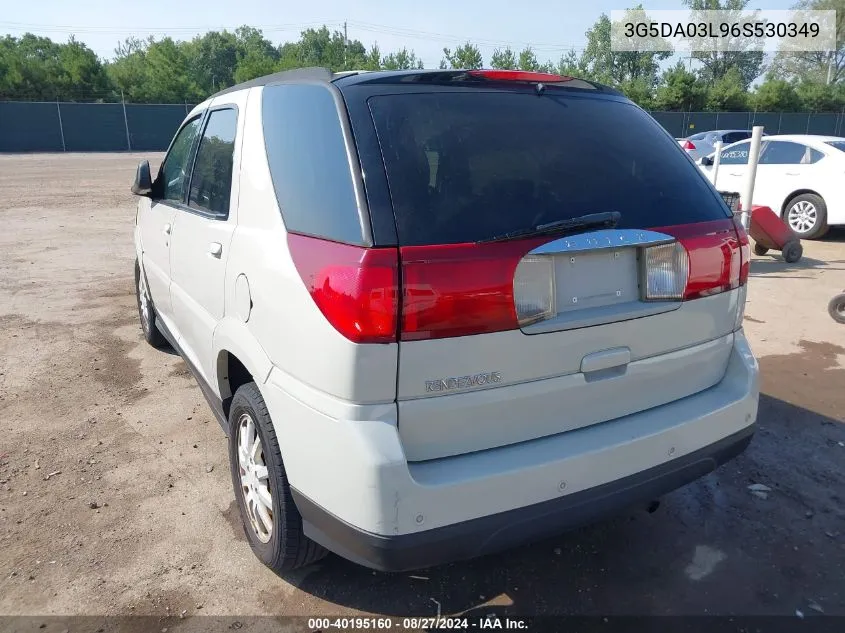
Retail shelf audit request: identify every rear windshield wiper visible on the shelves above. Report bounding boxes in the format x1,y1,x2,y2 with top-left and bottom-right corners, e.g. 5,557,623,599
478,211,622,243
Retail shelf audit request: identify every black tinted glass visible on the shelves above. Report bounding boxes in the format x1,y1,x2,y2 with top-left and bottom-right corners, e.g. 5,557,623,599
368,93,729,246
262,84,363,245
160,116,203,202
188,108,237,217
825,141,845,152
723,131,751,144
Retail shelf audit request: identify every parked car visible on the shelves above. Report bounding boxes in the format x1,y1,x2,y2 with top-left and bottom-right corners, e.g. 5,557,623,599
698,134,845,239
131,67,759,573
679,130,765,161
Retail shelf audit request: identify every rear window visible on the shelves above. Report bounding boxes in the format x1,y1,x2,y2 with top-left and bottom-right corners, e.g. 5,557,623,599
825,141,845,152
723,131,752,143
368,92,729,246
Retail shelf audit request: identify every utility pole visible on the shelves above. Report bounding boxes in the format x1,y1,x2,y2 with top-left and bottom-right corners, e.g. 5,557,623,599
343,21,348,67
826,50,834,85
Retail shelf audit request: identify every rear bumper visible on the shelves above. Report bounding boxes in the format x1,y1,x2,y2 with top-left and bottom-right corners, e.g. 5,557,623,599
293,426,753,572
261,331,758,572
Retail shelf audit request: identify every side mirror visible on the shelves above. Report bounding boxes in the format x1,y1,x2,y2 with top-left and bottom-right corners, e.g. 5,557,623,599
131,160,153,196
699,155,714,167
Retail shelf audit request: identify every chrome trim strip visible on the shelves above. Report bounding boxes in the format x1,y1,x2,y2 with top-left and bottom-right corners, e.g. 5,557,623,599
528,229,674,255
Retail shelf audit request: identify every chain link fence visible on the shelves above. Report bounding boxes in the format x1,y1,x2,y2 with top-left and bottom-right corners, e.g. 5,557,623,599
1,101,844,153
0,101,196,153
651,110,845,139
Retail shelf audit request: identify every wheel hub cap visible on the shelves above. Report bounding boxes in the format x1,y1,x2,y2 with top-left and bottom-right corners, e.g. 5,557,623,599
237,413,273,543
787,201,817,234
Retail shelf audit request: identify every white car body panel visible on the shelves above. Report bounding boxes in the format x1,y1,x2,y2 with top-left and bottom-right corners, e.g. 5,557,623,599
132,76,759,570
702,134,845,228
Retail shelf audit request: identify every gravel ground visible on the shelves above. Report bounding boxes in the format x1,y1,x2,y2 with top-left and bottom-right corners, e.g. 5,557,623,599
0,153,843,620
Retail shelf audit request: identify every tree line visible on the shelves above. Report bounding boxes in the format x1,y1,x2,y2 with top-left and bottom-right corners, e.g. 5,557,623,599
1,0,843,112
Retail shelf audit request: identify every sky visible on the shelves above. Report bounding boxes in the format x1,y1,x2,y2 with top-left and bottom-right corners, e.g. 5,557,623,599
0,0,798,67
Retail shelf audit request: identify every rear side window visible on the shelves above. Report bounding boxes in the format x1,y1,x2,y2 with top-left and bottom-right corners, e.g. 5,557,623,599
720,141,750,165
159,116,203,203
188,108,238,218
262,84,364,245
761,141,823,165
368,92,729,246
722,131,751,144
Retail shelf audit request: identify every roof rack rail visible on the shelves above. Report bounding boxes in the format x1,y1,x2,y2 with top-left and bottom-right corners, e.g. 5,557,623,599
210,67,333,98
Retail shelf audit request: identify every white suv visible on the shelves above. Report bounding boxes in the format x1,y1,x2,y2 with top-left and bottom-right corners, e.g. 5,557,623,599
131,67,759,573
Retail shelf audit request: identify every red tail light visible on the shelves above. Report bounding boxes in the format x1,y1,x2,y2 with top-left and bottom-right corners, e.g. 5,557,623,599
682,140,696,150
290,220,748,344
655,219,747,300
287,233,398,344
467,69,571,83
733,214,751,285
399,241,544,341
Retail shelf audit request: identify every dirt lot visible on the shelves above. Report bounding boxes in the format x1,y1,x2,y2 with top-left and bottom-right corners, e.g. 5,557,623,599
1,153,844,620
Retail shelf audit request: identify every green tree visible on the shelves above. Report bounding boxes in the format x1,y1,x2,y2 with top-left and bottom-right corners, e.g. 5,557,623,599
653,61,707,110
751,78,801,110
0,33,112,100
704,67,749,110
796,80,845,110
440,42,483,69
620,77,656,108
582,8,670,90
490,47,517,70
145,37,197,102
106,37,150,101
381,47,422,70
517,47,540,71
682,0,766,89
233,27,280,83
770,0,845,85
183,30,239,96
556,48,590,78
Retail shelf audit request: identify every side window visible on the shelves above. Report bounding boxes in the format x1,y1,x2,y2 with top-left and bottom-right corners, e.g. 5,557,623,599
720,141,751,165
262,84,364,245
187,108,238,218
723,131,751,144
760,141,822,165
159,116,203,203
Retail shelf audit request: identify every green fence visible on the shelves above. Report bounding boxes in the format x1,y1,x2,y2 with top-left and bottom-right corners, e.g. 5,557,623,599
1,101,844,152
0,101,195,152
651,110,845,139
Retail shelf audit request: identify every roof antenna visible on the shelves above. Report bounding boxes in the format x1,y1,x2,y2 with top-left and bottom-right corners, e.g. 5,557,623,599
535,82,546,95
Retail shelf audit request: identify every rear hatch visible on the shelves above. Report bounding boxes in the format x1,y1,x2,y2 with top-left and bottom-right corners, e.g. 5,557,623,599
341,71,749,462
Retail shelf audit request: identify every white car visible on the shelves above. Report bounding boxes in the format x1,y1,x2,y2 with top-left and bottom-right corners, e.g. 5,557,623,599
130,68,758,573
679,130,762,161
699,134,845,239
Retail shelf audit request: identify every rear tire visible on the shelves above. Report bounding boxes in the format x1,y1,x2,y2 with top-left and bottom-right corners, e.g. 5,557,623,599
829,293,845,324
782,240,803,264
753,243,769,256
135,259,168,348
784,193,829,240
228,382,327,573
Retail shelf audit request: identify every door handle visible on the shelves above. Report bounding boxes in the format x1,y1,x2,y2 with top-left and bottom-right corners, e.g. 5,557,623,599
729,172,743,176
208,242,223,258
785,172,799,176
163,223,172,236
